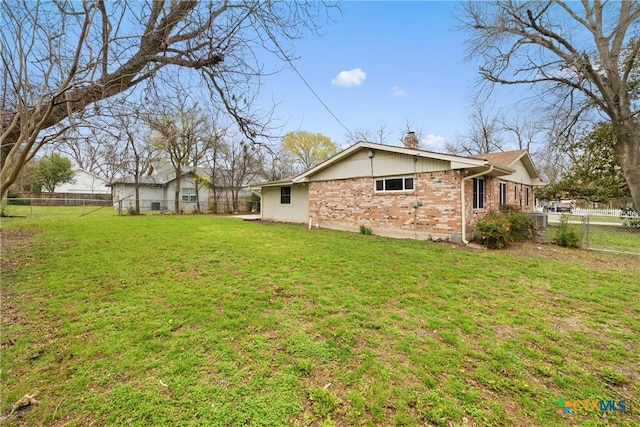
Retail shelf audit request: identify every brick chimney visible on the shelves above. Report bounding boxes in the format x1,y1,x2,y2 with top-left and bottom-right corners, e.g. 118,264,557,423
403,131,419,149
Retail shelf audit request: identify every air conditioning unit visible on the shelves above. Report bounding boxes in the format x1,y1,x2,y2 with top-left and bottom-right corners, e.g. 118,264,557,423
529,212,548,229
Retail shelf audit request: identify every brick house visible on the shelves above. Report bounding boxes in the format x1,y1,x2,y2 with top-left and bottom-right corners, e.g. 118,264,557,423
250,138,544,243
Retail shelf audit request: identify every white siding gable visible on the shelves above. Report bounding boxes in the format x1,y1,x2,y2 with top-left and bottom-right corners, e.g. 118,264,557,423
311,148,451,182
499,159,533,185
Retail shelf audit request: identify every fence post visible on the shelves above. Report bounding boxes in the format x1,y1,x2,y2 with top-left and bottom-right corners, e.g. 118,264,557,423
580,215,590,249
30,197,33,218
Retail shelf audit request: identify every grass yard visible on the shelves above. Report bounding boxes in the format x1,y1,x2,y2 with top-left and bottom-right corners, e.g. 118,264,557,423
543,222,640,255
562,215,626,225
583,225,640,254
1,208,639,426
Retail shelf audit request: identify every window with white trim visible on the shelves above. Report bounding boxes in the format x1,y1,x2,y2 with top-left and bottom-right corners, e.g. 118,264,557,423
280,186,291,204
181,187,196,202
525,186,530,206
499,181,507,206
374,176,414,192
472,178,484,209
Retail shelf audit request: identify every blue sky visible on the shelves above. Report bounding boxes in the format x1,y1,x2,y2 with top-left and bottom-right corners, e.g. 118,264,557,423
257,1,497,151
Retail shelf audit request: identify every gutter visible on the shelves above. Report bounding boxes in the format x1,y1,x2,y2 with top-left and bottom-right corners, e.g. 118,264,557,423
461,165,493,244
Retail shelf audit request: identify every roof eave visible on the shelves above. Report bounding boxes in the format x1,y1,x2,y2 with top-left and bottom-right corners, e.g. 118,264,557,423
249,179,294,189
294,141,490,182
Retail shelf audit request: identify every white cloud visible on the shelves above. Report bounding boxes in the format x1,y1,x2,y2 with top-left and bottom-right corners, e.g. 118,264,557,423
391,86,406,97
422,134,448,151
331,68,366,87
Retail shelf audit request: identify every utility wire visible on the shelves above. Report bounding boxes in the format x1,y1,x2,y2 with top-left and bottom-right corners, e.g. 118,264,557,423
285,58,353,139
258,20,353,139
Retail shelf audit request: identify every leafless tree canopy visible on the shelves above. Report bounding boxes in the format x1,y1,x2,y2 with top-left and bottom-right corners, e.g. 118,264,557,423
0,0,338,198
461,0,640,211
449,104,503,155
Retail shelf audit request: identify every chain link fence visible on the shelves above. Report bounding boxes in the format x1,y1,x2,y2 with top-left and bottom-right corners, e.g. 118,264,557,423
1,197,113,218
544,212,640,255
579,214,640,255
2,197,260,218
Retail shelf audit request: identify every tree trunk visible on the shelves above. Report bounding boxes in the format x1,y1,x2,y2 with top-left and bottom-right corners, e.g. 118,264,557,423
613,121,640,213
134,155,141,215
134,173,140,215
194,178,201,214
174,173,181,214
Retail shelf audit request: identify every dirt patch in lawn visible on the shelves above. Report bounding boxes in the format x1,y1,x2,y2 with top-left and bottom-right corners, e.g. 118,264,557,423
1,229,38,345
1,229,37,255
1,228,38,282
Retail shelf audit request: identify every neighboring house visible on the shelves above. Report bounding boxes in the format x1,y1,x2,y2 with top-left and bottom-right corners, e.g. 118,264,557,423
55,169,110,194
109,165,255,213
109,166,211,212
250,139,545,243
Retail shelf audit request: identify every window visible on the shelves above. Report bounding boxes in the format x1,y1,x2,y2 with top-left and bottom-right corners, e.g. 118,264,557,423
374,176,414,192
181,187,196,202
499,182,507,206
472,178,484,209
525,186,530,206
280,186,291,204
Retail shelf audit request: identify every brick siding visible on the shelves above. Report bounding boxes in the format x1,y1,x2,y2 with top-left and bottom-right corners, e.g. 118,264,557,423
309,171,466,241
484,177,534,212
308,172,534,242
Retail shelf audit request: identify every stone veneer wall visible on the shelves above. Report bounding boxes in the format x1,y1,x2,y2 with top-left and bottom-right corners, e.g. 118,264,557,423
308,171,466,241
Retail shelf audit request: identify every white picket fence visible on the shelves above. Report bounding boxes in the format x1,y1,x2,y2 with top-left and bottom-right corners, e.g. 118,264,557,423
573,208,638,217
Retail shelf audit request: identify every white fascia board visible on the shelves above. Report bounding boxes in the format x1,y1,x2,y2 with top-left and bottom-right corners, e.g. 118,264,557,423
248,180,293,189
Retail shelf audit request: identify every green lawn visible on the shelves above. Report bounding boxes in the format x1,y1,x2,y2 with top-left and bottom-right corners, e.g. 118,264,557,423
543,222,640,254
1,209,639,426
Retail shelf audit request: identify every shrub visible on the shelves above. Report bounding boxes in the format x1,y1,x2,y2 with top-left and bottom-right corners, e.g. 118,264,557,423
620,206,640,229
505,212,535,242
359,225,372,235
552,215,580,248
476,215,510,248
475,212,536,249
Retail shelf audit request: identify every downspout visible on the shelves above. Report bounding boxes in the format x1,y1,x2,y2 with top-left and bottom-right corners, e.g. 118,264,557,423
461,165,493,244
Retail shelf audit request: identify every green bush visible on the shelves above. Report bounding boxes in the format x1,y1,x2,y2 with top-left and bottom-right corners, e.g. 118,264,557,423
359,225,372,235
505,212,536,242
552,215,580,248
475,212,536,249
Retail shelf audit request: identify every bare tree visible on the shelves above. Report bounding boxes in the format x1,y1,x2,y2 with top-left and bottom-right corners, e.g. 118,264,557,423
461,0,640,211
209,139,264,213
346,125,392,145
499,115,546,152
260,149,296,182
0,1,338,199
54,130,106,174
191,116,228,213
146,97,206,213
118,113,158,215
448,104,503,155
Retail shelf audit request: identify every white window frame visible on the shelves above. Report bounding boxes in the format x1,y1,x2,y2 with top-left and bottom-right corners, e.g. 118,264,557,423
374,176,414,192
472,178,484,210
181,187,197,202
499,181,507,206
